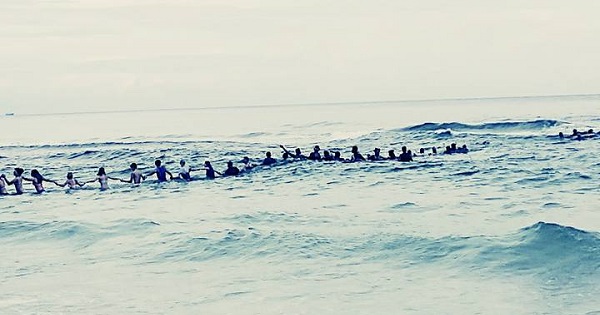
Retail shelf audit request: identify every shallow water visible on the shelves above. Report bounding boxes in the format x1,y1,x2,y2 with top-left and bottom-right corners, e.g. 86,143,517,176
1,95,599,314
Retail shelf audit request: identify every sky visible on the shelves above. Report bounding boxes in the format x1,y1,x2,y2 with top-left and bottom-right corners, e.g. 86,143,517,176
1,0,599,114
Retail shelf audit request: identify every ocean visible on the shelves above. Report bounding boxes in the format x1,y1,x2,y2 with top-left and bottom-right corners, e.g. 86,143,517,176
1,95,599,314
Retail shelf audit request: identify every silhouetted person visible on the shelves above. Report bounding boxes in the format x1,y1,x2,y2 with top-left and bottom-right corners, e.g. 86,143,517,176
323,150,333,161
204,161,217,179
263,152,277,165
388,150,397,160
350,146,366,162
399,146,412,162
308,146,322,161
368,148,383,161
223,161,240,176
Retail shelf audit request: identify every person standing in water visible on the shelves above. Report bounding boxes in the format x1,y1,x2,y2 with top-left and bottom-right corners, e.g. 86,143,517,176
2,168,25,195
86,167,120,190
25,169,55,194
178,160,193,181
0,174,9,195
56,172,85,189
146,160,173,182
121,163,145,184
262,152,277,166
223,161,240,176
350,146,366,162
203,161,219,179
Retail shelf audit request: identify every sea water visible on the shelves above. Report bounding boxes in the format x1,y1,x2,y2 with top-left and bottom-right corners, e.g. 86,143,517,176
0,95,599,314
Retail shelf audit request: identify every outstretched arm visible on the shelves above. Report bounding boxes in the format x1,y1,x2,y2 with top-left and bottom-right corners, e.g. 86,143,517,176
279,145,292,156
75,180,85,187
166,170,174,180
55,180,67,188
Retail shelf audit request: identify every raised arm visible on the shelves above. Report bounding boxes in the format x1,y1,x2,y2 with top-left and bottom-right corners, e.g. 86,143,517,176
280,145,292,156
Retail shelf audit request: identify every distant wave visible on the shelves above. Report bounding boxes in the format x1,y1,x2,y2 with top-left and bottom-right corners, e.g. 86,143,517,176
402,119,563,132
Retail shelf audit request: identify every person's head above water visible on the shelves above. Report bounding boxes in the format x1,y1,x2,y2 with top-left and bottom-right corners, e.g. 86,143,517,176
266,152,272,158
572,129,578,135
282,152,290,159
67,172,74,179
227,161,234,168
324,150,331,157
314,145,320,152
130,163,138,170
451,143,457,150
242,156,250,164
559,132,564,138
155,160,162,167
388,150,396,158
374,148,380,154
295,148,302,155
334,151,341,159
204,161,212,167
419,148,425,154
31,169,42,179
14,168,24,177
180,160,186,167
432,147,437,154
97,167,106,176
352,146,358,154
401,146,407,153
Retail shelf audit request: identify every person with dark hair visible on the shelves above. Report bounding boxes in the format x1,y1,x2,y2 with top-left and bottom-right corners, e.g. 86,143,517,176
241,157,256,171
368,148,384,161
121,163,145,184
457,144,469,154
333,151,343,161
308,145,322,161
223,161,240,176
323,150,333,161
431,147,438,155
25,169,55,193
86,167,119,190
204,161,218,179
177,160,193,181
146,160,173,182
279,145,306,160
399,146,413,162
387,150,397,160
56,172,85,189
350,146,366,162
262,152,277,165
2,168,25,194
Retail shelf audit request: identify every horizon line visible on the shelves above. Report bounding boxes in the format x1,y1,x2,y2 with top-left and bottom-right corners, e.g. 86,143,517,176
7,92,600,117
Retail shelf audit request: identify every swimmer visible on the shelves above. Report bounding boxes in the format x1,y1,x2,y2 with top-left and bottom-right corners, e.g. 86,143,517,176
308,145,322,161
0,174,8,195
3,168,25,195
368,148,383,161
262,152,277,166
146,160,173,182
399,146,413,162
86,167,119,190
25,169,55,193
350,146,366,162
431,147,438,155
280,145,306,160
323,150,333,161
177,160,192,181
121,163,146,184
241,157,256,171
558,132,565,139
387,150,397,160
203,161,219,179
56,172,85,189
223,161,240,176
457,144,469,154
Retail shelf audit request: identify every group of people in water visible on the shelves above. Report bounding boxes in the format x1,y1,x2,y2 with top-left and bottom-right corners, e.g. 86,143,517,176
0,143,470,195
558,129,598,141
